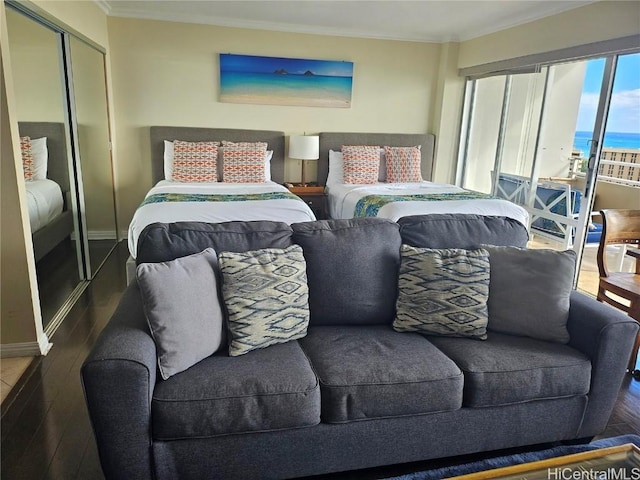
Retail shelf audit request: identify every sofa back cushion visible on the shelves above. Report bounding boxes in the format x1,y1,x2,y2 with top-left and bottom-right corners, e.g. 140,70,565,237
136,221,293,264
398,214,529,249
292,218,401,326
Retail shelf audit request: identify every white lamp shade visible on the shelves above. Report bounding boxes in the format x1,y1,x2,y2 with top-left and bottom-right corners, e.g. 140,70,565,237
289,135,319,161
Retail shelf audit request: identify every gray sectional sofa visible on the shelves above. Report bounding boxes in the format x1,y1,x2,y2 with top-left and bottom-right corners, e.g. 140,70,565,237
81,214,638,480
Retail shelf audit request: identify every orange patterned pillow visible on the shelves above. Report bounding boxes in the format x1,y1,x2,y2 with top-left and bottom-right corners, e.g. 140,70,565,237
384,146,422,183
221,141,268,183
342,145,380,184
20,136,34,181
172,140,219,182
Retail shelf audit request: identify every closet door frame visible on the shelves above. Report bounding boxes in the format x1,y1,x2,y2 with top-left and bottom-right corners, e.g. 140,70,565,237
6,0,115,338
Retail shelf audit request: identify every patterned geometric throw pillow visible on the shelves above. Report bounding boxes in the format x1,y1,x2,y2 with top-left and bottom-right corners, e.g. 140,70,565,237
342,145,380,184
384,146,422,183
172,140,219,182
20,136,34,181
218,244,310,356
393,245,490,339
221,141,268,183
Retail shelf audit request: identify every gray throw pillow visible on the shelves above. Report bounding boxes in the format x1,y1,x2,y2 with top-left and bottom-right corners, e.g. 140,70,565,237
137,248,224,380
393,245,490,339
218,244,310,356
482,245,576,344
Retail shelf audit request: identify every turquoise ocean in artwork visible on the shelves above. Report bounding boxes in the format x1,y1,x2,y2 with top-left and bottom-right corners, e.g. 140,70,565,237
220,71,353,107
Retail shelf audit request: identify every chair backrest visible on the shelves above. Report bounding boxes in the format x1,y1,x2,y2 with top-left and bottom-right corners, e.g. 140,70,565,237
597,209,640,277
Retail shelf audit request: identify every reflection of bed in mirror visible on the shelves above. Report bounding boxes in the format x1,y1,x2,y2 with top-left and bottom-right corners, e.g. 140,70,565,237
318,131,529,229
19,122,74,262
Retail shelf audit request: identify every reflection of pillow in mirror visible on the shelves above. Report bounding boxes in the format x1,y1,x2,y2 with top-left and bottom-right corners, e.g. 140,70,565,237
30,137,48,180
20,136,34,181
164,140,273,182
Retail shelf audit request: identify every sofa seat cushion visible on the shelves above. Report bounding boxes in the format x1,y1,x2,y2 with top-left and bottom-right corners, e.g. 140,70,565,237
428,332,591,408
151,340,320,439
299,326,463,423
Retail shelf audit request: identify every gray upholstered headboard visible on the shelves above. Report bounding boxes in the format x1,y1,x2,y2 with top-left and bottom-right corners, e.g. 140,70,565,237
149,126,286,184
18,122,71,193
318,132,435,185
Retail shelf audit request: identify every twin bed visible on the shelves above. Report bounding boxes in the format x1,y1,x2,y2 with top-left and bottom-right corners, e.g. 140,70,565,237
127,127,316,259
19,122,75,262
127,127,529,262
318,132,528,227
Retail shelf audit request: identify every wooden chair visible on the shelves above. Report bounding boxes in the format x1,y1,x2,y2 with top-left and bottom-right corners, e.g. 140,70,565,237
596,209,640,379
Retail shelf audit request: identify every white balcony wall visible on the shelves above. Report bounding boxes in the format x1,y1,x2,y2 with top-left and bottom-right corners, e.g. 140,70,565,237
537,63,587,179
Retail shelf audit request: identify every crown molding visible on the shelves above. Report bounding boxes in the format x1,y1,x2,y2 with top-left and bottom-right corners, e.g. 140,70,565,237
102,1,595,44
93,0,112,15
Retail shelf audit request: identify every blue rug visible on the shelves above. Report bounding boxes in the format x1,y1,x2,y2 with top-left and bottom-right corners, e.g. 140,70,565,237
389,435,640,479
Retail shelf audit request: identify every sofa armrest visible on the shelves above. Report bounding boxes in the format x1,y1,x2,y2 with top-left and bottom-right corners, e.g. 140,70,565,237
81,282,157,480
567,291,639,437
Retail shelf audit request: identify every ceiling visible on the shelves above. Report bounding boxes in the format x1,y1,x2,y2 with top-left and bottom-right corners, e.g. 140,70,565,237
98,0,595,43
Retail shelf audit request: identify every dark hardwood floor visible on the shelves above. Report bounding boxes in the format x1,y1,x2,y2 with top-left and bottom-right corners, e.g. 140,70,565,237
36,239,81,330
1,240,639,480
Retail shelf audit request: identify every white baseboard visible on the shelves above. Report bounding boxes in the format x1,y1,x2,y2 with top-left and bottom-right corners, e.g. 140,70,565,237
88,231,118,241
70,231,118,241
1,336,52,357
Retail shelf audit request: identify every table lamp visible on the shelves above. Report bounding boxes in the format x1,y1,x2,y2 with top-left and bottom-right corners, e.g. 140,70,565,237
289,135,319,186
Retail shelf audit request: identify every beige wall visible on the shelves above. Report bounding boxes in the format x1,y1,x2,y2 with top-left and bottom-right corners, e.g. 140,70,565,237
107,17,443,231
6,8,66,122
594,182,640,211
29,0,108,48
459,1,640,70
70,36,117,237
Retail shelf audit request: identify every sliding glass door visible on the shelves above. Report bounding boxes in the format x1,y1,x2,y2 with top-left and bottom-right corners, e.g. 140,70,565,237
458,51,639,295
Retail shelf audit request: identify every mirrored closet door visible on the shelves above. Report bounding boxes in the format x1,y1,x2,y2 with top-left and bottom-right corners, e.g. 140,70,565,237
68,36,118,276
5,3,118,333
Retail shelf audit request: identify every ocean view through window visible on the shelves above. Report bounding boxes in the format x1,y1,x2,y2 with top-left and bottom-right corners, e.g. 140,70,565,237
573,53,640,185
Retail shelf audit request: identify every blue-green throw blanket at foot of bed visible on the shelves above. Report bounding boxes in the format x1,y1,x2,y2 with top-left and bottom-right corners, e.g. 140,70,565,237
354,191,498,217
140,191,301,207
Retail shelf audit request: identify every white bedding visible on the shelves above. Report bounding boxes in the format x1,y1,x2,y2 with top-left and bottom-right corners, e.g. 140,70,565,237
326,182,530,227
128,181,316,258
26,179,64,233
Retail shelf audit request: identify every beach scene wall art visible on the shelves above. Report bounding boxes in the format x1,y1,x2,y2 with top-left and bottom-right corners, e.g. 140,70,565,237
219,54,353,108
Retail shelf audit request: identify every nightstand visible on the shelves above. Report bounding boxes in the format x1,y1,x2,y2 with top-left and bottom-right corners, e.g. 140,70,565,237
287,185,328,220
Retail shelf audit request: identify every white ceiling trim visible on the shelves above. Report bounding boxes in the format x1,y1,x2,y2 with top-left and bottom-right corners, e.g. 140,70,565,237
452,2,597,42
99,8,444,43
93,0,112,15
98,1,597,44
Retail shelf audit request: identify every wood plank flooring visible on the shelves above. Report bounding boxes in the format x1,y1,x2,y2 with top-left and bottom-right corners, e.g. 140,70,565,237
1,240,638,480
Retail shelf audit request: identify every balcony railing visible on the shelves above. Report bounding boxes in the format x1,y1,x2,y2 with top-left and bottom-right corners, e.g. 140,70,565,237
573,157,640,188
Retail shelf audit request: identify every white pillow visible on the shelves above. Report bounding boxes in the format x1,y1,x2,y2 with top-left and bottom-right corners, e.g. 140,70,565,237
327,148,386,185
163,140,273,182
31,137,48,180
264,149,274,181
163,140,174,180
327,149,344,185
